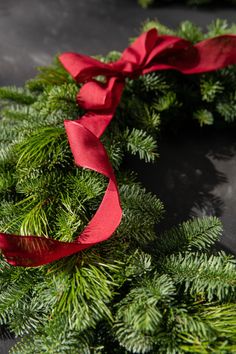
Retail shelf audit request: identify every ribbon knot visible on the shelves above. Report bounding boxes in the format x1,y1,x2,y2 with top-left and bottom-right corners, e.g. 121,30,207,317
0,29,236,267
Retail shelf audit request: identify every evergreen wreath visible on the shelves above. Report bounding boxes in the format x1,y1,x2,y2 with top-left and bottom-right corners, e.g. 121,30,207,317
0,19,236,353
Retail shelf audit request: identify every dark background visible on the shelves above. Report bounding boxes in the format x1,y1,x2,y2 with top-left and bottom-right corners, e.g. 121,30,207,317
1,0,236,85
0,1,236,352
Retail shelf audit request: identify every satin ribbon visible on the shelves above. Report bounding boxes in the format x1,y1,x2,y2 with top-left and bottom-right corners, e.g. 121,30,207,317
1,29,236,267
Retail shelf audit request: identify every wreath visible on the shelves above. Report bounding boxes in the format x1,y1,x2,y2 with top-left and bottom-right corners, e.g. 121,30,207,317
0,19,236,353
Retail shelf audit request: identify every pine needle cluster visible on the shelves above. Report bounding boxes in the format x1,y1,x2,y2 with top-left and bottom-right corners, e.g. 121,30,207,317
0,20,236,353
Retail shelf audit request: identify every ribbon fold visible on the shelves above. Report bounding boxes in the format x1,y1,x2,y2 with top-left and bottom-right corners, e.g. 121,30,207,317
1,29,236,266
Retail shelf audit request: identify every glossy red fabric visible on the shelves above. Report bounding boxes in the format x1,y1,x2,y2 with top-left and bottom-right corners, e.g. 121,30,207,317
1,29,236,267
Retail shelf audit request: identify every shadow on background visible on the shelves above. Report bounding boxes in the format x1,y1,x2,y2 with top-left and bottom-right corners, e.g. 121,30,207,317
126,127,236,254
0,326,16,354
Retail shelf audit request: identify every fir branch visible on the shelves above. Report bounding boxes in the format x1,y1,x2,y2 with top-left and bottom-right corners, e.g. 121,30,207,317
125,250,153,279
43,259,122,334
207,19,236,37
0,87,36,105
153,91,180,112
200,303,236,342
177,21,204,43
200,77,224,102
133,73,170,94
124,128,158,162
10,316,94,354
175,303,236,353
154,216,223,257
0,269,41,328
217,98,236,122
114,274,175,353
193,109,214,127
26,57,73,90
118,184,164,245
16,126,70,170
32,82,80,118
163,251,236,301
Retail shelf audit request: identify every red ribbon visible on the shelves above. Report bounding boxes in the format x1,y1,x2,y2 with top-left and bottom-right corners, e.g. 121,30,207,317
1,29,236,267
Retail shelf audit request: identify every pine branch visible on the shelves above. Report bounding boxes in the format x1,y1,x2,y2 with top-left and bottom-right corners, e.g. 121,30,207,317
16,126,70,170
153,91,180,112
177,21,204,43
10,316,94,354
26,57,73,90
118,184,164,245
200,77,224,103
163,251,236,301
124,128,158,162
154,217,223,257
114,274,175,353
0,87,36,105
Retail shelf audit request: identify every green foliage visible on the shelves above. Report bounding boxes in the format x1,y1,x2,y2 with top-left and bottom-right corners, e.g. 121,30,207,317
194,109,214,127
163,251,236,301
126,21,236,129
217,97,236,122
142,20,175,36
177,21,203,43
118,184,164,245
137,19,236,128
125,128,158,162
138,0,154,8
154,216,222,257
200,78,224,103
114,274,175,353
0,19,236,354
10,316,95,354
113,220,236,353
0,48,162,353
207,19,236,37
0,86,36,105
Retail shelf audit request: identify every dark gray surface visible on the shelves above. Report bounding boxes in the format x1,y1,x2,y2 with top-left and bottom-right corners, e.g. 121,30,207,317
128,128,236,254
0,1,236,353
0,0,236,86
0,339,14,354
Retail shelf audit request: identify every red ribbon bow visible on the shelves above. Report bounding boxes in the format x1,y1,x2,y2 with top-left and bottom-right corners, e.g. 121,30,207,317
1,29,236,267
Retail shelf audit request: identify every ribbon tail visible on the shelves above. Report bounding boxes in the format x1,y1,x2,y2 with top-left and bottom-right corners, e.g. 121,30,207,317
0,179,121,267
184,35,236,73
77,178,122,244
0,178,122,267
142,34,236,75
0,119,122,267
0,234,89,267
